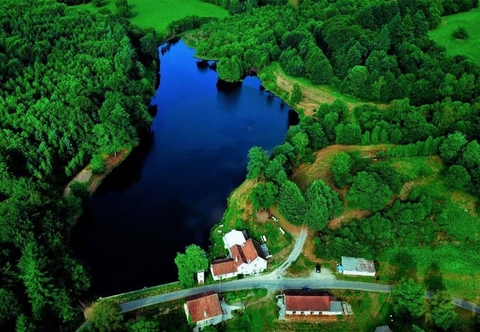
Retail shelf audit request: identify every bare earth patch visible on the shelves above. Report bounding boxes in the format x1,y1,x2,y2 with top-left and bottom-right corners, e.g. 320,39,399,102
327,209,372,229
64,148,130,197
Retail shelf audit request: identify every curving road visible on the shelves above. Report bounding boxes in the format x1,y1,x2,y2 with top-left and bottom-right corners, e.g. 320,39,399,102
120,278,392,312
119,227,480,315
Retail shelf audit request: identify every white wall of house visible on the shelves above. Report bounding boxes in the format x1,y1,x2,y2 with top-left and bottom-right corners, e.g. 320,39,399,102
196,315,223,329
237,257,267,275
210,266,237,281
286,310,342,316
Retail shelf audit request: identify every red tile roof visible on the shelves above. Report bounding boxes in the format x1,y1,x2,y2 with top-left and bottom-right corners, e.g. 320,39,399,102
242,239,260,262
285,295,332,312
186,292,223,323
211,258,237,276
230,244,247,266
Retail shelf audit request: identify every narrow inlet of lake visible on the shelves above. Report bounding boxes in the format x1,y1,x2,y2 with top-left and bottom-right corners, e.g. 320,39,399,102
72,40,292,296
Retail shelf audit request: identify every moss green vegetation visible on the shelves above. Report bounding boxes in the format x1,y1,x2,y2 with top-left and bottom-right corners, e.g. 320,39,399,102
0,0,159,330
77,0,228,33
429,8,480,63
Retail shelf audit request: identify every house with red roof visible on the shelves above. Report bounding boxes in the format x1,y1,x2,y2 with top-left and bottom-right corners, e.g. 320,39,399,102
210,230,268,281
281,292,345,317
184,291,223,330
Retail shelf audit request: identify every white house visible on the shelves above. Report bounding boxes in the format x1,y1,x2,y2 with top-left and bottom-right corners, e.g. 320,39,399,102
211,230,268,281
340,256,376,277
283,293,344,317
184,292,223,331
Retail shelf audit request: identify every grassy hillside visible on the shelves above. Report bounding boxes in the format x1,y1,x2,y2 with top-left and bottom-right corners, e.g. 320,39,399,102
292,144,480,302
429,8,480,63
77,0,228,33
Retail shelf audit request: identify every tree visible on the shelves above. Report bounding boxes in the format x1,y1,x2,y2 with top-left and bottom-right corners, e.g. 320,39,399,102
90,300,123,332
278,180,306,226
439,132,467,163
303,180,342,230
289,83,302,105
91,154,107,174
452,26,469,39
127,317,160,332
331,152,353,188
217,56,243,82
174,245,209,288
335,123,362,145
346,171,392,212
114,0,131,18
265,155,288,184
0,288,19,325
391,278,426,319
430,290,457,330
249,182,278,211
444,165,470,190
246,146,269,181
18,242,54,320
460,140,480,169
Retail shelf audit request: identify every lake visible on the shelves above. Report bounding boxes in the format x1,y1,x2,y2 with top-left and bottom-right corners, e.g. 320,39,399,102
72,40,291,296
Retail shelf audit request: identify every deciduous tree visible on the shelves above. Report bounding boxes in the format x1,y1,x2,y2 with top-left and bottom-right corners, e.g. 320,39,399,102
391,278,426,319
174,245,209,288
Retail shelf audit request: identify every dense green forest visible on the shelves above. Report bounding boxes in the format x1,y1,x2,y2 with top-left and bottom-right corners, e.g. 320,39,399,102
0,0,159,330
190,0,480,105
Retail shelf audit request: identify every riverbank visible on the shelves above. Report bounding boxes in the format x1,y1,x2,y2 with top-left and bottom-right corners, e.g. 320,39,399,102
64,148,131,198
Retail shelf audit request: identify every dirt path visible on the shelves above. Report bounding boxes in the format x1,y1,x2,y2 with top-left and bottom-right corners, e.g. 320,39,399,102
63,149,130,197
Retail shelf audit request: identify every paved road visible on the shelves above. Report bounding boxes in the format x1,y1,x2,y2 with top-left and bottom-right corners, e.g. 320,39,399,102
120,278,392,312
119,226,480,315
272,226,308,278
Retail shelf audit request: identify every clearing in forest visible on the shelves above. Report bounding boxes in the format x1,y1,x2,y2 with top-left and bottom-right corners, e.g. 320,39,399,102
429,7,480,64
77,0,228,33
268,63,388,116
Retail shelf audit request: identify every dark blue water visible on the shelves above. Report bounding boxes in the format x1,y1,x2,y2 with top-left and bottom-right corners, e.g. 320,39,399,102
73,40,290,296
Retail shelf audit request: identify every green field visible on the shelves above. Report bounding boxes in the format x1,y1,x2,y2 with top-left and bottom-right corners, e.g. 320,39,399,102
77,0,228,33
429,7,480,63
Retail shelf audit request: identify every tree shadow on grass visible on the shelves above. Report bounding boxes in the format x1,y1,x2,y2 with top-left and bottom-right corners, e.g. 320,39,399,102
424,261,445,292
390,250,418,281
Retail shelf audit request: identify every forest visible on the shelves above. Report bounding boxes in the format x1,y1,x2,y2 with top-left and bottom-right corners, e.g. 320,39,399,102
0,0,160,330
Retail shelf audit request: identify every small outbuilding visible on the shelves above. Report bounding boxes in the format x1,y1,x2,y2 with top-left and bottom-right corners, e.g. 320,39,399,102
340,256,376,277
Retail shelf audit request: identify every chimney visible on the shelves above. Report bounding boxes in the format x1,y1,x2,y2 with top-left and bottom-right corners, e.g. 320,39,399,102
235,256,238,262
204,310,208,317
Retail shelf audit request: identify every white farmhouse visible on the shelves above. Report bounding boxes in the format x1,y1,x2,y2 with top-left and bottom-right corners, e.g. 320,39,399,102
210,230,268,280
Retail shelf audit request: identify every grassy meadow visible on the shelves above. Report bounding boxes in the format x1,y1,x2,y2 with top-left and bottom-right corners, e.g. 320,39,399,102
77,0,228,33
429,7,480,63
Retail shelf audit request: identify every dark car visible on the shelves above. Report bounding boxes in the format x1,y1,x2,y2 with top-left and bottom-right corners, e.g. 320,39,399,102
316,264,321,273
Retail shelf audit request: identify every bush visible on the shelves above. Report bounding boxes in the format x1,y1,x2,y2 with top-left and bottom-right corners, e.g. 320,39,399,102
452,26,469,39
91,154,107,174
98,7,111,15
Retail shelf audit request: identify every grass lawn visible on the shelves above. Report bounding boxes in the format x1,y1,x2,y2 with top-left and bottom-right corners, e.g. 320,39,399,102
429,7,480,63
76,0,228,33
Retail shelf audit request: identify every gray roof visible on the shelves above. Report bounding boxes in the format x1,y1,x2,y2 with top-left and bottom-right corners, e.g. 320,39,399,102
374,326,392,332
341,256,376,273
329,301,343,313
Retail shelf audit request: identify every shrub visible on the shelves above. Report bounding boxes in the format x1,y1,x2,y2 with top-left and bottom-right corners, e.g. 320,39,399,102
452,26,469,39
91,154,107,174
98,8,111,15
